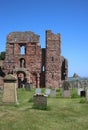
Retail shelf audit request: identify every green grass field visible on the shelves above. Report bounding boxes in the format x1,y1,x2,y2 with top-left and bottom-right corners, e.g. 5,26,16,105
0,88,88,130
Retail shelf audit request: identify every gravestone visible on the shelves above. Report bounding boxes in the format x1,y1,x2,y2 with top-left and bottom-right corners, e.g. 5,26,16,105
2,74,17,104
25,82,31,91
86,88,88,102
62,81,70,97
33,94,47,108
34,88,47,109
77,81,83,95
45,88,51,96
35,88,41,94
77,80,87,97
50,89,56,97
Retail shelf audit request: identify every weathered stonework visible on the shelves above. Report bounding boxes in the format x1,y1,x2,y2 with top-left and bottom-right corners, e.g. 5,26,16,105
45,31,61,88
2,30,68,88
33,94,47,108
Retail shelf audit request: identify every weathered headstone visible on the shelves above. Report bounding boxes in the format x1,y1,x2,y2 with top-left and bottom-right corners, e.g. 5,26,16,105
2,74,17,104
63,90,70,97
45,88,51,96
77,80,87,97
62,81,70,97
25,82,31,91
86,88,88,102
35,88,41,94
50,89,56,97
77,81,82,95
33,94,47,109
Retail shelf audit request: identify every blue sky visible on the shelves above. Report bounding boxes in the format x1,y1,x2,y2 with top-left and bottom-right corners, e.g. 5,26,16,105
0,0,88,77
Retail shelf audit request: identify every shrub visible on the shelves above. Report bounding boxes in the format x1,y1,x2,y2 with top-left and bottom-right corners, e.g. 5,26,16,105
56,88,63,98
28,97,33,102
71,88,79,98
79,98,86,103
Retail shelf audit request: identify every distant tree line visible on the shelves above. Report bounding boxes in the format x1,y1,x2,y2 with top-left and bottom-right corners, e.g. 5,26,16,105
0,51,5,60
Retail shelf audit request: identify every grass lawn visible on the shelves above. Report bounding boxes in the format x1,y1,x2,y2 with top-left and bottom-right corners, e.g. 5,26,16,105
0,88,88,130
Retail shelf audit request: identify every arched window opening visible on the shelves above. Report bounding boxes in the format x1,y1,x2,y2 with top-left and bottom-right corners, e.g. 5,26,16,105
20,58,26,68
20,45,25,55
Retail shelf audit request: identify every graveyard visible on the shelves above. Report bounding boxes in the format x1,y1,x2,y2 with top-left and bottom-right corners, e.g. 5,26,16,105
0,0,88,129
0,30,88,129
0,86,88,130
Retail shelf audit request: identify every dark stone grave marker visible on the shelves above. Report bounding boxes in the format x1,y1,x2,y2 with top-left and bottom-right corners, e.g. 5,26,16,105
25,82,31,91
62,81,70,97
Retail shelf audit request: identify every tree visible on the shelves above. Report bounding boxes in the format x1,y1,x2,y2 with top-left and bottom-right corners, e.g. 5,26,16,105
0,51,5,60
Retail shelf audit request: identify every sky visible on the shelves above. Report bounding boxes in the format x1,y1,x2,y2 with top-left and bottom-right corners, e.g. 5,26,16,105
0,0,88,77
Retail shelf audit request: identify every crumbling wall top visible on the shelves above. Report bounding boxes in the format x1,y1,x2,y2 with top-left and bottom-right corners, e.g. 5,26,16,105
6,31,40,43
46,30,61,41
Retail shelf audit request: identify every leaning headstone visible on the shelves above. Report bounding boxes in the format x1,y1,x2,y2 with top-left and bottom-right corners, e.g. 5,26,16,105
62,81,70,97
50,89,56,97
2,74,17,104
35,88,41,94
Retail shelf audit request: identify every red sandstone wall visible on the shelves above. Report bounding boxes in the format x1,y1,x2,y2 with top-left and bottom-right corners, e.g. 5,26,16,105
3,30,68,88
3,32,41,87
45,30,61,88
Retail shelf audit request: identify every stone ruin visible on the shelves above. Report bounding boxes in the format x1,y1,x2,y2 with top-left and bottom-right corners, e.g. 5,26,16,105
0,30,68,88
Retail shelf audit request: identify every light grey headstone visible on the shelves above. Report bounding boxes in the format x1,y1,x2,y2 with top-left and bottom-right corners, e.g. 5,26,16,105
62,90,70,98
50,89,56,97
35,88,41,94
86,88,88,102
45,88,51,96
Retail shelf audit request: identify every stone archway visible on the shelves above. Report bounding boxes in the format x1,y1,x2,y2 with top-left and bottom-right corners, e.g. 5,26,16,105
17,71,27,88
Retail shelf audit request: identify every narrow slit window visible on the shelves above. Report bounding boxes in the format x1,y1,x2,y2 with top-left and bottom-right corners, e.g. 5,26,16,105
27,35,30,41
20,58,26,68
42,66,45,72
52,57,54,61
52,74,54,79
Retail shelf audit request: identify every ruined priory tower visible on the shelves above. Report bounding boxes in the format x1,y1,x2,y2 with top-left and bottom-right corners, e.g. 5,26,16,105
3,30,68,88
45,30,61,88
